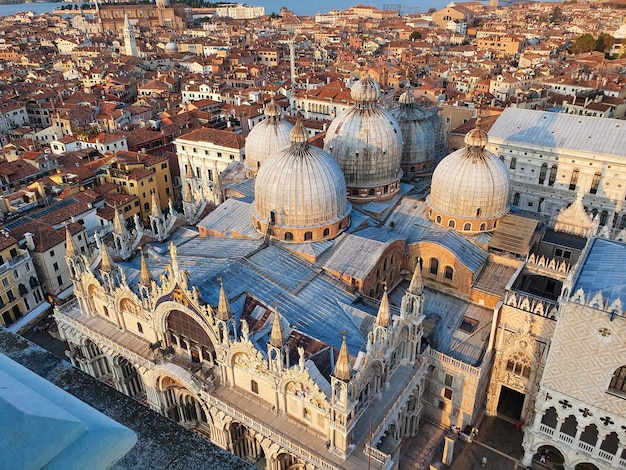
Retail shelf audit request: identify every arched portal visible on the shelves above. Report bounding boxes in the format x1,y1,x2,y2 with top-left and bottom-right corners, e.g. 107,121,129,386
114,356,145,398
157,375,211,436
534,445,565,470
574,463,599,470
229,422,265,466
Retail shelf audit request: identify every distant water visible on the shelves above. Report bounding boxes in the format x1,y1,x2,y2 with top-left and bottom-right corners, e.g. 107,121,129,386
0,0,564,19
0,1,471,19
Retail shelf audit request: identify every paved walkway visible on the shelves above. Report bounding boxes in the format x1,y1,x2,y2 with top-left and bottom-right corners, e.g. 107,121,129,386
399,421,446,470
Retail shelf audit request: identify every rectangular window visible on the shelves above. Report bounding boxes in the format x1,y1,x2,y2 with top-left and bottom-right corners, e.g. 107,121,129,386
445,374,453,387
444,388,453,400
49,250,55,257
53,262,59,271
7,290,15,302
438,400,446,410
57,275,63,287
144,202,149,211
161,163,167,169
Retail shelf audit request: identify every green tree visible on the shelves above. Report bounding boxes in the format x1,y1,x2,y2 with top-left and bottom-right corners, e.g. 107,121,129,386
410,30,422,41
427,7,437,13
549,5,562,22
594,32,615,54
571,33,596,54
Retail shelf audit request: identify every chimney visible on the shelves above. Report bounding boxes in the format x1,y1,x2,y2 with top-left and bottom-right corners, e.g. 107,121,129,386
24,232,35,251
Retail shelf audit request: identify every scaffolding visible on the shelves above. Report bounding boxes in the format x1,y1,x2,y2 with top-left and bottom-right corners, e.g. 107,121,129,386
383,4,421,16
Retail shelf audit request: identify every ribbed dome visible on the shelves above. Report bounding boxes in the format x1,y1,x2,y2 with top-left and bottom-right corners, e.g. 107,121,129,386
351,76,381,106
244,99,293,177
427,122,509,233
253,118,351,242
390,88,438,172
324,77,402,202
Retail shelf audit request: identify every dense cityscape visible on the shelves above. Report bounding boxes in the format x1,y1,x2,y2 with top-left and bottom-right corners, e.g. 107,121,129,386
0,1,625,469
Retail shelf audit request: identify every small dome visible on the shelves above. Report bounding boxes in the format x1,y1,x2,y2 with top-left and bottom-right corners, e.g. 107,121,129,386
351,76,381,105
244,100,293,177
164,41,178,53
390,89,440,173
426,123,509,233
253,119,351,243
325,76,402,202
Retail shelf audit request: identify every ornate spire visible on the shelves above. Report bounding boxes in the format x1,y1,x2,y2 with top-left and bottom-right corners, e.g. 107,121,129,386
150,192,162,219
65,226,78,258
408,262,423,295
376,285,390,327
270,311,285,348
186,158,194,179
216,278,232,321
333,333,351,382
113,207,126,235
100,243,114,273
182,180,193,204
139,251,152,287
554,188,595,237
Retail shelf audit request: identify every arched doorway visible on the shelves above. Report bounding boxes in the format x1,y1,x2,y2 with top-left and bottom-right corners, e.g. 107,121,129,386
158,376,211,436
229,422,265,466
534,445,565,470
574,463,599,470
115,356,145,398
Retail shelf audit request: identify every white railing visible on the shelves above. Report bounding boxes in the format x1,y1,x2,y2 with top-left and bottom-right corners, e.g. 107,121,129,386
371,360,427,445
427,349,482,376
597,449,614,462
558,432,574,445
577,441,593,453
618,456,626,468
538,423,555,436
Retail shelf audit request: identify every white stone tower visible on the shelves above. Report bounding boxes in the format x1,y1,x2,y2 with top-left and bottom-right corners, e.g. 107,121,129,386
123,14,138,58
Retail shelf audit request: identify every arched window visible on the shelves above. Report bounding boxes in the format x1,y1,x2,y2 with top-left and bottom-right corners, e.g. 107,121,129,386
304,231,313,241
284,232,293,241
609,366,626,395
510,157,516,169
513,193,520,206
448,219,456,228
429,258,439,276
137,322,143,334
539,163,547,184
463,223,471,231
476,207,482,217
368,188,375,196
251,380,258,394
352,188,359,196
505,353,531,378
569,168,580,190
590,171,601,194
479,222,486,231
600,210,609,226
436,215,442,224
444,266,453,281
102,305,109,317
548,164,557,186
323,228,330,237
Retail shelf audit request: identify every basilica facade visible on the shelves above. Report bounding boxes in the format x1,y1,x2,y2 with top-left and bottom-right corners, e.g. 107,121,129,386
53,77,626,470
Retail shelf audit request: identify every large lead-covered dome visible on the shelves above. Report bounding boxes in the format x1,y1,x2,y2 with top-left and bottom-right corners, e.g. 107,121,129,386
252,117,351,243
324,76,403,203
426,119,509,233
244,99,293,177
390,88,438,174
